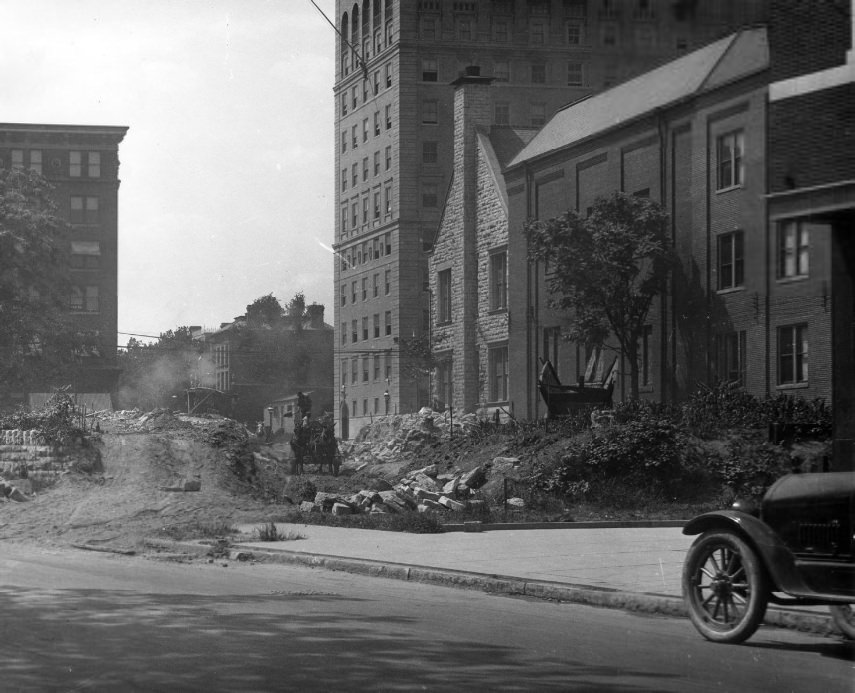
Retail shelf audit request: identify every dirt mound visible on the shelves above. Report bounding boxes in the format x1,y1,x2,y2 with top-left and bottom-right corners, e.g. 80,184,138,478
0,412,293,550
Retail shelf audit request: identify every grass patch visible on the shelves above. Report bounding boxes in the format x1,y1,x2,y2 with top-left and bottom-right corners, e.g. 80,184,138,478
160,520,238,541
253,521,305,542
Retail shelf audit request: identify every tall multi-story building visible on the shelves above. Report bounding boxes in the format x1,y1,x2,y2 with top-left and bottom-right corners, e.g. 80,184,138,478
332,0,768,435
0,123,128,406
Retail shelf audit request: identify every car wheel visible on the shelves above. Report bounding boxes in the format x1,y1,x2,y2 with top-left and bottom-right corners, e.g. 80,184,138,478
682,530,769,644
829,605,855,640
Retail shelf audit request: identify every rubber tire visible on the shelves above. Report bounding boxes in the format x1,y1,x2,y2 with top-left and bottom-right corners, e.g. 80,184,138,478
682,530,769,644
829,605,855,640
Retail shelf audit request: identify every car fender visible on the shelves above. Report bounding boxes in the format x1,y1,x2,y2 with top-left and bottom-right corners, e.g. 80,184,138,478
683,511,812,596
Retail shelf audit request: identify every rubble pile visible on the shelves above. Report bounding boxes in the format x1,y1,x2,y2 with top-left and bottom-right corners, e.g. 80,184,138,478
298,457,520,516
341,407,483,469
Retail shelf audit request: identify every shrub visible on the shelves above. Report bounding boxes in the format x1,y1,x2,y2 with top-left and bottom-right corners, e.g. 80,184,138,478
713,441,795,501
160,520,238,541
254,522,305,542
289,478,318,503
0,391,89,445
681,381,764,437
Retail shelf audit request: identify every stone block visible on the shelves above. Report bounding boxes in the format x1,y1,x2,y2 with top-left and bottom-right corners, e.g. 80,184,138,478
182,479,201,492
300,501,320,513
442,477,460,496
414,473,439,491
460,466,487,489
414,487,441,502
438,496,466,511
332,502,352,516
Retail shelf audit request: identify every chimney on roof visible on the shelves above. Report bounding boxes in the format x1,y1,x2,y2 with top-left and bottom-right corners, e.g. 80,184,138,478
306,304,325,329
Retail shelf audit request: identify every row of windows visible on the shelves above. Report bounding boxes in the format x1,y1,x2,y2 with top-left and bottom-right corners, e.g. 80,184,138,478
3,149,102,178
340,63,393,116
419,18,669,49
70,241,101,270
341,311,393,345
341,147,392,192
716,221,810,291
340,231,392,273
713,325,809,386
340,2,395,76
433,343,509,405
70,196,100,224
340,270,392,305
436,251,507,323
341,104,393,152
68,285,100,313
341,352,393,387
347,395,391,417
341,184,395,237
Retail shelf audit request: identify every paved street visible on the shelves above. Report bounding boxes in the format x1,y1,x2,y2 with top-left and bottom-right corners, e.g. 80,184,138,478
1,543,851,692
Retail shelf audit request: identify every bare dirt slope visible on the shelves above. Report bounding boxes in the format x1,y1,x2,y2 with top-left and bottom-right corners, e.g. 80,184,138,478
0,414,293,551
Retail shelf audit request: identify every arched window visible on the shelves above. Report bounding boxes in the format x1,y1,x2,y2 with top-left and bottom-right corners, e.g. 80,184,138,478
351,4,359,43
362,0,370,34
341,12,350,74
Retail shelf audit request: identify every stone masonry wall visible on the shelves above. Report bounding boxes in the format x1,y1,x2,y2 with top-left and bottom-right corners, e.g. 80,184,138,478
0,430,79,482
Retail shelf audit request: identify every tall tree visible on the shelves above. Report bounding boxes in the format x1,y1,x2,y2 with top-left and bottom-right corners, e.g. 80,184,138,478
525,192,674,399
0,167,82,395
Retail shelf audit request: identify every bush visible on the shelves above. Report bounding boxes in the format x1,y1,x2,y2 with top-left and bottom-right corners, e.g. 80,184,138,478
288,478,318,503
0,391,89,445
713,441,795,501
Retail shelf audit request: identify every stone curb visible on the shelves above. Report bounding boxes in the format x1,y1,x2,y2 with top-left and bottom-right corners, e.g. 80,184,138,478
442,520,688,532
144,538,838,639
141,538,838,638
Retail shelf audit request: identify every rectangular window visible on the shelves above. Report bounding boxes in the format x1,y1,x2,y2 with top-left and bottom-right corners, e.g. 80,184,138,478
362,196,369,223
490,251,508,310
351,319,358,344
362,356,369,382
489,345,509,402
373,151,380,175
602,23,618,46
373,191,381,219
384,183,392,215
567,62,584,86
494,103,510,126
351,163,358,187
778,324,808,385
493,60,509,82
458,19,472,40
531,103,547,127
70,285,100,313
341,168,348,191
351,202,358,229
438,269,452,323
373,273,379,297
385,269,391,295
422,183,438,208
373,313,380,338
422,58,438,81
531,63,546,84
422,100,438,124
362,119,369,143
69,241,101,269
385,63,392,87
494,20,508,42
29,150,42,174
385,310,392,336
641,324,653,387
340,203,348,235
436,358,452,410
351,356,358,383
530,21,546,44
340,284,347,306
352,125,358,149
715,331,746,385
716,130,744,190
778,221,809,278
362,316,369,341
421,17,436,40
11,149,24,169
341,359,348,385
362,277,368,301
69,151,82,177
341,93,348,116
373,70,380,96
385,145,392,170
384,233,391,255
70,196,99,224
567,21,583,44
374,353,381,380
422,141,438,164
373,237,380,259
351,281,358,303
341,323,347,345
373,112,380,137
385,104,392,129
717,230,744,290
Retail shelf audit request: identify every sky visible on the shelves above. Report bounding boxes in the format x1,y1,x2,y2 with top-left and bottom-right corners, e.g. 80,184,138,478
1,0,338,344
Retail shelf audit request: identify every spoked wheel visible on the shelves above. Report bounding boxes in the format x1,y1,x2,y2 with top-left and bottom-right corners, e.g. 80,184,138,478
682,531,769,643
829,605,855,640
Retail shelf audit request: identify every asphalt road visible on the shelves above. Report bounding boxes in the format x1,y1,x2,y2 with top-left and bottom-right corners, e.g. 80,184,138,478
1,544,852,692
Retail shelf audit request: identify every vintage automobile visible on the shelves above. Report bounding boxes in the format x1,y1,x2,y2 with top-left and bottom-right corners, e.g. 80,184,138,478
682,470,855,643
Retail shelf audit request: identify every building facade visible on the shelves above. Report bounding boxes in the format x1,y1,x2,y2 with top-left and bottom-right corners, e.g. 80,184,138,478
332,0,768,435
0,123,128,402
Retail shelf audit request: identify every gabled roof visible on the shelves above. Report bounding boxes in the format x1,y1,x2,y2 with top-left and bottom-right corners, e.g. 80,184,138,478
508,27,769,169
479,126,539,212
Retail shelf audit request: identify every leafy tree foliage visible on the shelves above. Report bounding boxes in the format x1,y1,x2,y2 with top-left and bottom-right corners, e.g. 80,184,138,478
246,293,284,327
525,192,673,398
0,167,89,394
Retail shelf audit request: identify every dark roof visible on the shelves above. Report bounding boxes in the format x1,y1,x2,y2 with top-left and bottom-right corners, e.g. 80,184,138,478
508,28,768,169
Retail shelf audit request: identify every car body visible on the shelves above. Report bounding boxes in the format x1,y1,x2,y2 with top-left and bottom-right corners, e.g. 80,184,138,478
682,471,855,643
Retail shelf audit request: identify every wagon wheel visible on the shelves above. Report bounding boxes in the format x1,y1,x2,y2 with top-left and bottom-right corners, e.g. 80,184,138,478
682,530,769,644
829,605,855,640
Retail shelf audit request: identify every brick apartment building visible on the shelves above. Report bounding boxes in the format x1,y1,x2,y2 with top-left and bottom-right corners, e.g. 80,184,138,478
332,0,767,436
0,123,128,406
765,0,855,468
426,0,852,422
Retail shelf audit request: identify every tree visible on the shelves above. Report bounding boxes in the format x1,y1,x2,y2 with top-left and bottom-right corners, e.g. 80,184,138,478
0,167,85,395
525,192,674,399
246,293,284,327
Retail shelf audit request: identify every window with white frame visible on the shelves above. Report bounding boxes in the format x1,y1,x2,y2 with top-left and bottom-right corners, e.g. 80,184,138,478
778,324,808,385
435,357,452,410
777,221,809,279
488,345,509,402
567,62,584,86
715,330,746,385
716,130,744,190
437,269,452,323
494,102,510,126
530,102,546,127
422,58,438,81
717,230,744,290
422,141,438,164
422,100,438,124
566,21,583,44
489,250,507,311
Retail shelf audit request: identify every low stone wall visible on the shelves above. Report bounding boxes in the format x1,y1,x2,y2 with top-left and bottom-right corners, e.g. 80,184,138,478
0,429,98,483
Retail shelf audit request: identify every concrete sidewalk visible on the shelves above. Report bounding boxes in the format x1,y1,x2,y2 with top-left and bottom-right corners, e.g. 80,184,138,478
225,522,834,635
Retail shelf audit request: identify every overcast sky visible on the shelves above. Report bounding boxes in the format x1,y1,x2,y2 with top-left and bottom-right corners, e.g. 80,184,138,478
2,0,337,344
